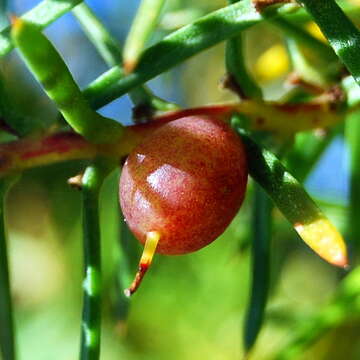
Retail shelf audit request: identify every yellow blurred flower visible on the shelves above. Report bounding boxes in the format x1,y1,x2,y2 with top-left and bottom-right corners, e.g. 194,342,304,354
254,44,289,82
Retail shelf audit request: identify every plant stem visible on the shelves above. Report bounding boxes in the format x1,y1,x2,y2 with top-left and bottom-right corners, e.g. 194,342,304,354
244,184,273,352
225,33,262,99
0,100,347,178
0,176,18,360
224,0,262,100
0,0,82,57
226,0,262,100
297,0,360,86
80,160,114,360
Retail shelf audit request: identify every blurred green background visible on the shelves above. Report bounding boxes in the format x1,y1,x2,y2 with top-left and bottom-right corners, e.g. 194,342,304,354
1,0,360,359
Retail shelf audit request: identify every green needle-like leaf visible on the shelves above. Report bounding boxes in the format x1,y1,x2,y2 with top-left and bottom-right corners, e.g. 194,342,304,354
0,0,82,57
237,131,348,268
225,7,266,351
298,0,360,87
123,0,166,73
80,160,115,360
72,2,122,68
12,18,124,144
84,0,299,109
72,2,178,114
244,185,273,353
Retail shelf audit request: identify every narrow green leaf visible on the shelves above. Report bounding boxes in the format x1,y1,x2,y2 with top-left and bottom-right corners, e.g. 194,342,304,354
71,2,178,114
0,0,82,57
297,0,360,87
84,0,299,109
12,18,124,144
244,185,273,352
224,8,266,351
123,0,165,73
72,2,122,67
237,131,348,268
80,160,115,360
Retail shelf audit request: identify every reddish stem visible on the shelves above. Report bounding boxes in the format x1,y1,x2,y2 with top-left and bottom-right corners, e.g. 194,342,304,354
0,132,96,176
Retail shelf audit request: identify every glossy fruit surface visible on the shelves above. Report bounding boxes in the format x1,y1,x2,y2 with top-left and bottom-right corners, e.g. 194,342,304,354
119,116,248,255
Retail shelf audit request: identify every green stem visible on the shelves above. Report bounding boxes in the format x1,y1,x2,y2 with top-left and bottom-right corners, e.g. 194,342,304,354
0,0,82,57
244,185,273,352
80,160,114,360
0,176,18,360
297,0,360,86
225,32,262,99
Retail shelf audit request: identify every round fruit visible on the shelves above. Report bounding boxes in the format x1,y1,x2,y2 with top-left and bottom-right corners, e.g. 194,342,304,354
119,115,248,255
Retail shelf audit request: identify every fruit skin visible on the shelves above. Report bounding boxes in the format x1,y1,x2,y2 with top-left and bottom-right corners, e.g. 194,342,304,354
119,116,248,255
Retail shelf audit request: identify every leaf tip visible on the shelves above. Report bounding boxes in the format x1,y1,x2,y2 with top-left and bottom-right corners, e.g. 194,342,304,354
123,59,137,75
294,218,348,268
330,251,348,269
10,15,23,32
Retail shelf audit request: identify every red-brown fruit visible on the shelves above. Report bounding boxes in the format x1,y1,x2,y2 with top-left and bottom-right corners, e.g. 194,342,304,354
119,116,248,255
